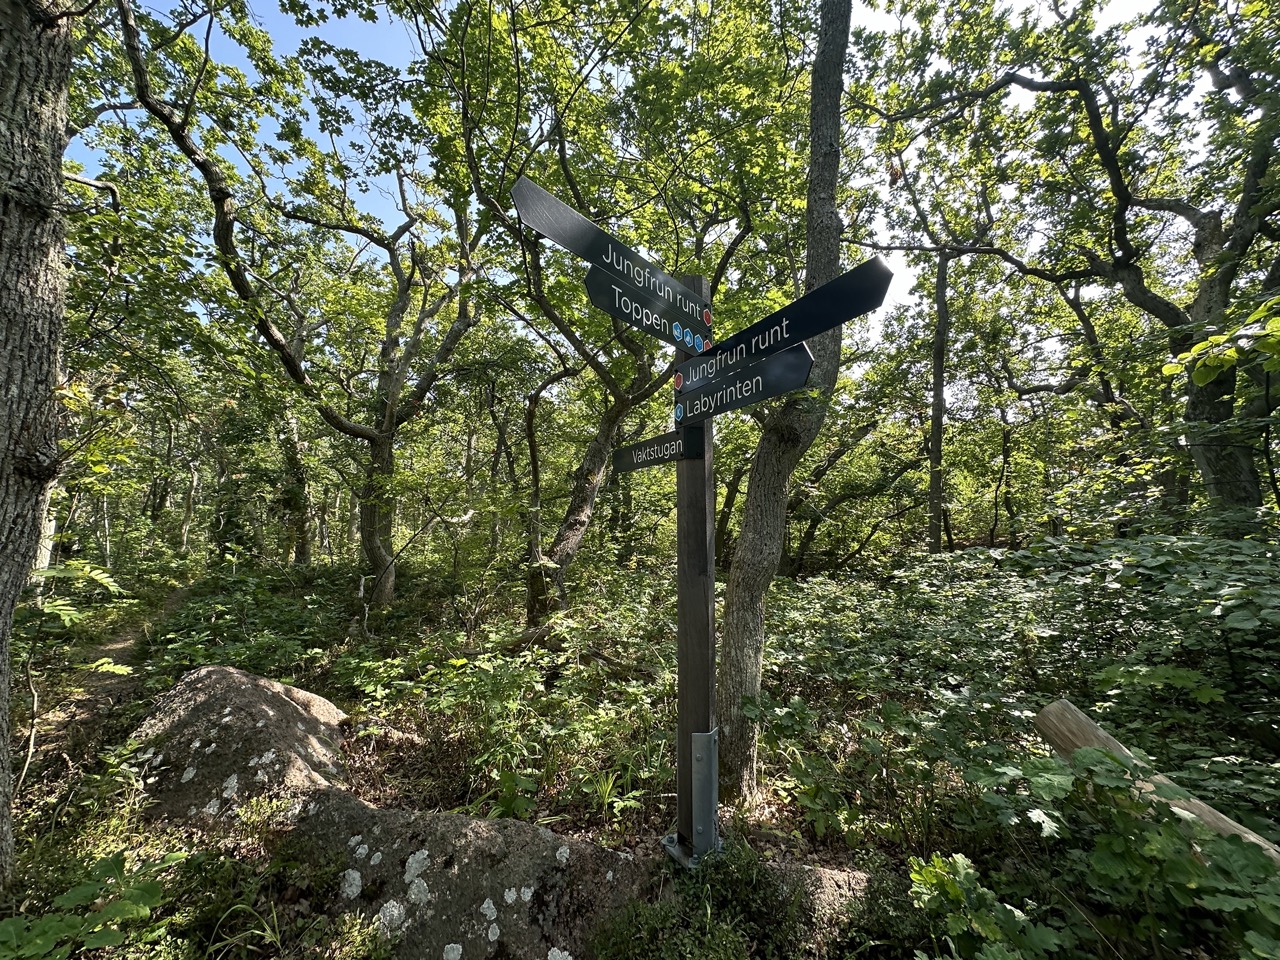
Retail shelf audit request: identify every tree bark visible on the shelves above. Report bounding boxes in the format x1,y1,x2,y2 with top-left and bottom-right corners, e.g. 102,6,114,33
360,434,396,608
0,0,72,886
929,254,952,553
1183,367,1263,516
717,0,853,801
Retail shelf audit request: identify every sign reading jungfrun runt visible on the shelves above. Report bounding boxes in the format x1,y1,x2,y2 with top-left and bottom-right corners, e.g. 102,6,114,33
674,343,814,426
674,256,891,394
512,177,712,342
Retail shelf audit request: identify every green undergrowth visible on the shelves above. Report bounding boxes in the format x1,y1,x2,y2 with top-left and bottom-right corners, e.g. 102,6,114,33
8,704,387,960
760,535,1280,958
10,534,1280,958
593,841,811,959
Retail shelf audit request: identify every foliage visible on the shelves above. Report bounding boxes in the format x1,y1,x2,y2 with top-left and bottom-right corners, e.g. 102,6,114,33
0,850,187,960
18,0,1280,955
911,747,1280,960
593,842,811,960
1165,296,1280,385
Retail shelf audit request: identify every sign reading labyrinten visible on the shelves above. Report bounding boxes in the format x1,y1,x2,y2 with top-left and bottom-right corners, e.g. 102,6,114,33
512,177,712,342
586,267,712,353
612,430,692,473
674,343,814,426
674,256,892,394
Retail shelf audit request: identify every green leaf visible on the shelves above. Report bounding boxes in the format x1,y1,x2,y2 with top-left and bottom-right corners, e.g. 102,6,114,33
53,880,105,909
81,928,127,950
1191,363,1222,385
98,898,151,922
1222,610,1261,629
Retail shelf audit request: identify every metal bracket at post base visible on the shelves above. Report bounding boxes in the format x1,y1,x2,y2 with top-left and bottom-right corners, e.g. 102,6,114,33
662,728,721,868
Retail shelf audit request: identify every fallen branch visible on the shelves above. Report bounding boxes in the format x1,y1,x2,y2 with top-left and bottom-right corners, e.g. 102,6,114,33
1034,698,1280,867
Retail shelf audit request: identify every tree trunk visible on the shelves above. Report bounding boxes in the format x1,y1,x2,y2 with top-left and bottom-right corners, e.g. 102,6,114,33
32,494,58,595
280,412,311,565
345,488,360,559
179,464,198,555
317,485,333,559
526,399,629,629
928,254,952,554
359,435,396,608
715,459,748,567
718,0,853,801
0,0,72,887
1184,368,1263,516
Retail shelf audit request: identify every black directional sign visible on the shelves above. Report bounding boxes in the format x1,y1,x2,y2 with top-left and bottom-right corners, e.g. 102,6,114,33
612,430,693,473
586,267,713,353
674,343,814,426
674,257,892,394
512,177,712,341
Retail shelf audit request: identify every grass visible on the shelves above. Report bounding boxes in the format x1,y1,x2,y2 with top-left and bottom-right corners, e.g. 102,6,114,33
8,536,1280,958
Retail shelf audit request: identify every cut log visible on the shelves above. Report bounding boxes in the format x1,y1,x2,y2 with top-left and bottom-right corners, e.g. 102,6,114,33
1034,698,1280,867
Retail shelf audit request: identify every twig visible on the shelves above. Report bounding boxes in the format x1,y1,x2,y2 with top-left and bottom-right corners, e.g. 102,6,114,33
15,619,47,795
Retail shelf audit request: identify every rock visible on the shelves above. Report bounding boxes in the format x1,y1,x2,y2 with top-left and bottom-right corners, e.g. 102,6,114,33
130,666,658,959
130,665,347,820
300,789,653,960
129,668,867,958
779,863,870,955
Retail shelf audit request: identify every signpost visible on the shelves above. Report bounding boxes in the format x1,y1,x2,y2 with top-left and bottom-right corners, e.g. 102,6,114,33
675,343,814,427
675,256,892,394
612,430,687,474
586,267,712,352
512,176,891,868
512,178,712,342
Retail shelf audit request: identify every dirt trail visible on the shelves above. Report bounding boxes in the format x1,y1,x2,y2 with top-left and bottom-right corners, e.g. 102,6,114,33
15,586,190,793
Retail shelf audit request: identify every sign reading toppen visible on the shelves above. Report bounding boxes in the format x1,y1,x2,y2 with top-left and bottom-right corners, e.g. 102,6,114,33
674,343,814,427
612,430,690,473
586,267,712,353
675,256,892,394
512,177,712,342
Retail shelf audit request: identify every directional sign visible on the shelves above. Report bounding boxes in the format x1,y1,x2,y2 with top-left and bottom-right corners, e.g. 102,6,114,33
512,177,712,341
586,267,713,352
612,430,692,473
675,256,892,394
674,343,814,426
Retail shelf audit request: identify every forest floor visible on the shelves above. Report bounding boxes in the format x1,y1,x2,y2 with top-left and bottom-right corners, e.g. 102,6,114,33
18,586,189,791
8,540,1280,959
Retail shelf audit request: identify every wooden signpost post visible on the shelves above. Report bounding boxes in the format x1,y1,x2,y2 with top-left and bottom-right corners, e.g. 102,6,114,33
513,176,891,866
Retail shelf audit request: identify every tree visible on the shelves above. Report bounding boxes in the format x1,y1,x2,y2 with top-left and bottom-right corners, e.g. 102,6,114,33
95,0,489,605
399,0,815,628
717,0,854,799
852,0,1280,524
0,0,74,886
